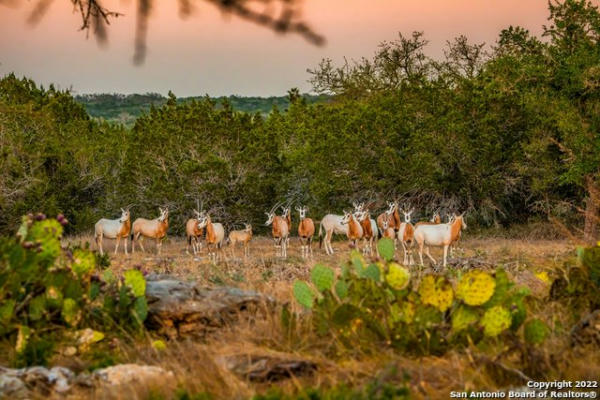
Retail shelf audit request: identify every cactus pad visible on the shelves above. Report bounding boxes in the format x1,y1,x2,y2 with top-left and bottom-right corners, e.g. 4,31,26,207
419,275,454,312
72,249,96,278
456,270,496,306
335,279,348,299
293,280,315,309
311,264,335,291
124,269,146,297
363,264,381,281
451,305,478,332
386,263,410,290
480,305,511,337
377,238,395,261
524,319,549,345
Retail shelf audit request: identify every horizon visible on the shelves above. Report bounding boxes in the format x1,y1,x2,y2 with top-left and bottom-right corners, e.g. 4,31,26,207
1,1,549,97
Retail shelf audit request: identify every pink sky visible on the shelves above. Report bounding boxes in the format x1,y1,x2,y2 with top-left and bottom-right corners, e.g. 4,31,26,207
0,0,550,96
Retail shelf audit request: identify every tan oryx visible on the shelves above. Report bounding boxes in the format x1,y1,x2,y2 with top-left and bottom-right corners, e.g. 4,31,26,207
131,207,169,255
185,210,205,255
228,224,253,258
296,206,315,258
94,207,132,255
377,201,401,234
340,210,363,249
356,210,377,255
413,213,467,269
266,208,289,257
198,213,225,262
282,205,292,248
397,207,415,265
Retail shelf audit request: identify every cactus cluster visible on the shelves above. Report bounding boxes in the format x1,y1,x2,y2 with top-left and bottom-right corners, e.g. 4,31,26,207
0,214,148,366
291,238,547,356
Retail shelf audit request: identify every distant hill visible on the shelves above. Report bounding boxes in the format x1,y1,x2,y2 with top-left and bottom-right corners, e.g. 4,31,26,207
75,92,331,126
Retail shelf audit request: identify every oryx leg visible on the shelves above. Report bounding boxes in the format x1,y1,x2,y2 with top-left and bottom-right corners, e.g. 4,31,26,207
442,245,449,269
114,236,121,255
97,232,104,256
418,240,425,266
425,246,436,264
137,234,146,253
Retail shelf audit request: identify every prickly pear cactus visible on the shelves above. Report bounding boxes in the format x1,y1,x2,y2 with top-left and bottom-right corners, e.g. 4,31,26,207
124,269,146,297
293,281,315,309
480,305,512,337
311,264,335,291
386,263,410,290
451,305,479,332
418,275,453,312
363,264,381,281
456,270,496,306
377,238,395,261
335,279,348,299
524,318,549,345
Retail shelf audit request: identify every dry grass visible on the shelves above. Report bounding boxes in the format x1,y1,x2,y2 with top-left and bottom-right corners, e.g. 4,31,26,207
52,234,600,399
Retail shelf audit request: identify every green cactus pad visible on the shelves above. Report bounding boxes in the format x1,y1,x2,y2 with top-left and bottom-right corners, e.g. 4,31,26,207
480,305,512,337
386,263,410,290
0,299,15,324
71,249,96,278
133,296,148,322
377,238,395,261
351,251,366,274
28,296,46,321
363,264,381,281
451,305,479,332
311,264,335,291
124,269,146,297
524,319,549,345
293,280,315,309
61,298,81,326
28,219,63,260
335,279,348,299
456,270,496,306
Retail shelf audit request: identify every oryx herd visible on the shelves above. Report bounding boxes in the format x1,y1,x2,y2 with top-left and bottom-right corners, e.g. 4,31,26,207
94,200,466,268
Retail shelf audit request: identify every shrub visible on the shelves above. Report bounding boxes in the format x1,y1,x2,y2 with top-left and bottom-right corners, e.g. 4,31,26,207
0,214,147,366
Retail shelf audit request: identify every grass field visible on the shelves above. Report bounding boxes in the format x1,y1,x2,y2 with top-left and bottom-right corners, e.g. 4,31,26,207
48,232,600,399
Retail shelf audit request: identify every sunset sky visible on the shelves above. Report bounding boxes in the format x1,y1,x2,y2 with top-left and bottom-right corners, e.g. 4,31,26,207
0,1,551,96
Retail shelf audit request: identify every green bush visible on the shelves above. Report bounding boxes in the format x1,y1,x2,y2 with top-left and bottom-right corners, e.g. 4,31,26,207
0,214,147,366
292,240,545,355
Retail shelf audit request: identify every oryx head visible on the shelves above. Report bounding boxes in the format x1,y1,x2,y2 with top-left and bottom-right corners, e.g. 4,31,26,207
446,213,455,224
158,207,169,222
401,206,414,223
265,211,275,226
352,201,365,213
119,208,130,223
197,214,209,229
382,217,389,230
244,223,252,231
341,210,354,225
281,206,291,218
431,210,441,223
296,206,307,220
385,201,396,215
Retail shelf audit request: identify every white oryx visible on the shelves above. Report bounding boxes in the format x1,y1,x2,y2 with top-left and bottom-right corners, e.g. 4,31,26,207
131,207,169,255
95,207,132,255
413,213,467,269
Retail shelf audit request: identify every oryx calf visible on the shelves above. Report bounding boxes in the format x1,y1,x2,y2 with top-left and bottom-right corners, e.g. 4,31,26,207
228,224,253,258
185,210,204,255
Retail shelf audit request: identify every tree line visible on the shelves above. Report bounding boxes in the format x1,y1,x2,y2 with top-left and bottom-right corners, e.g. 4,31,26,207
0,0,598,240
